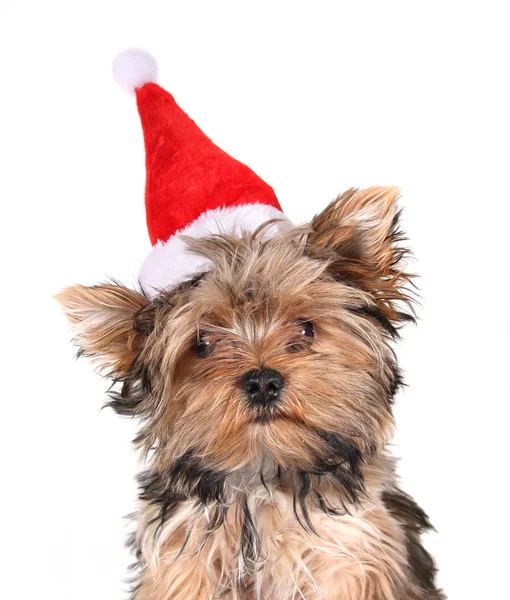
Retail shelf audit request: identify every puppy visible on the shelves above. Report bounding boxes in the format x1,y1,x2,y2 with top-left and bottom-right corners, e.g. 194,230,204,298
57,185,444,599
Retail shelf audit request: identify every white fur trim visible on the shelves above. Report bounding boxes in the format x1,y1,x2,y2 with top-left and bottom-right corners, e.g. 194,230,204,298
139,204,291,297
112,48,158,94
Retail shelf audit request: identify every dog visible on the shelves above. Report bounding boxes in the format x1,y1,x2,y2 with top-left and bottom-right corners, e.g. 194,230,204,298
57,184,444,599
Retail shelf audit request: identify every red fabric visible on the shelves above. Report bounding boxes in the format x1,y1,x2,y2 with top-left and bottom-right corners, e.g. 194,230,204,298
135,83,282,245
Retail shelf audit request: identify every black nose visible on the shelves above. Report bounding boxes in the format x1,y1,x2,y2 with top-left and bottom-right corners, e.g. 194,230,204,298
241,368,285,406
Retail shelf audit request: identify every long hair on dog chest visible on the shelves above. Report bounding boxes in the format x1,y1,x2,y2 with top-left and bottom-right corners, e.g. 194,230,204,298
134,430,365,560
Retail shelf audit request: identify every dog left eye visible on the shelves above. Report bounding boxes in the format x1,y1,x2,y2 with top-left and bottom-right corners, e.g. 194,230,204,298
194,331,213,358
297,319,315,338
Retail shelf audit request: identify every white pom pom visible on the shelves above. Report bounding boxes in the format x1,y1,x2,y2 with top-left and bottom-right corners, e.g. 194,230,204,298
112,48,158,93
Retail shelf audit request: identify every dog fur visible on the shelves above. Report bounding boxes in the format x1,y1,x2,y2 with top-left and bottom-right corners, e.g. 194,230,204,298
57,186,444,599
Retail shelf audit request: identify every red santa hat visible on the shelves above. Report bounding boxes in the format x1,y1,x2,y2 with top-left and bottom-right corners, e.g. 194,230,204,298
112,49,290,298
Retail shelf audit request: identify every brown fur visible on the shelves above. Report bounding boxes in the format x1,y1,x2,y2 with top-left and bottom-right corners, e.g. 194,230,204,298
57,186,444,599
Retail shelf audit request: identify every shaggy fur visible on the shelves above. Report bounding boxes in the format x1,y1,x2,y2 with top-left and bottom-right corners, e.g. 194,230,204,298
57,186,444,599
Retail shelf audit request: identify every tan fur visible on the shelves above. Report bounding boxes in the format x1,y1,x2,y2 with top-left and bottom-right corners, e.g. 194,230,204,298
133,457,426,600
309,187,415,324
55,283,146,376
56,187,443,599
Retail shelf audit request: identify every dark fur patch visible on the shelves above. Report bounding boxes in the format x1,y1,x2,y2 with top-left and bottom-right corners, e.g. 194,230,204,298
292,471,317,533
275,430,367,531
106,358,152,417
316,430,365,504
387,363,405,405
316,430,363,474
139,450,227,514
346,304,399,338
239,496,262,568
382,488,445,597
169,450,227,505
135,450,229,563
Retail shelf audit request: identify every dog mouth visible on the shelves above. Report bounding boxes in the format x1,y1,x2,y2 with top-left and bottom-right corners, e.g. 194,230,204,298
250,406,304,425
252,412,287,424
250,404,291,424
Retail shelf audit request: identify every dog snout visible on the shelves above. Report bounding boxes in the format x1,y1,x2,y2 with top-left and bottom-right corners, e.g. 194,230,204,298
241,368,285,406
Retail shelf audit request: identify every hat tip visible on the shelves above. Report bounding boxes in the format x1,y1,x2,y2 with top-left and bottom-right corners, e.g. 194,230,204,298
112,48,158,94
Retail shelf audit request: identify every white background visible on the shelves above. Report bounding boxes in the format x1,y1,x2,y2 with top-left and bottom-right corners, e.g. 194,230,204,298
1,2,509,599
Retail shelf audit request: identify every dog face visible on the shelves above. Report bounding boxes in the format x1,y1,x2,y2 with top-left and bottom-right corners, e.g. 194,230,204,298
57,186,413,500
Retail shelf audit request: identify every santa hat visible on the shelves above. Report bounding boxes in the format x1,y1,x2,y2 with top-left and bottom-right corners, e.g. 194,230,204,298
112,49,290,298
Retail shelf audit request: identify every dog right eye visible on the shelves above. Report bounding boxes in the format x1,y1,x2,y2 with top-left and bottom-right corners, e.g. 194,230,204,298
194,331,213,358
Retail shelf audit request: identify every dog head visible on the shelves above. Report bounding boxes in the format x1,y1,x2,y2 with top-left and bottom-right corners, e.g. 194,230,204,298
57,186,414,504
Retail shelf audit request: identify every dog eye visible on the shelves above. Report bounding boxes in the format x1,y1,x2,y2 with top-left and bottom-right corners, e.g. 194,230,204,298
194,331,213,358
297,319,315,338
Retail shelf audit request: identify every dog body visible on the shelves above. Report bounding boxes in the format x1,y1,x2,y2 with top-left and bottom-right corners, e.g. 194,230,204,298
133,456,439,599
58,187,444,599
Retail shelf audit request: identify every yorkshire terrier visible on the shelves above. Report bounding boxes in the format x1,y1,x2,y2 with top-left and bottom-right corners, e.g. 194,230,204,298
57,51,444,600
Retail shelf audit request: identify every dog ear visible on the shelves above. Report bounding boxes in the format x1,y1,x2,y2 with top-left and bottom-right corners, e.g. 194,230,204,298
308,186,414,321
55,283,150,377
